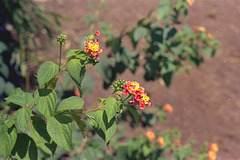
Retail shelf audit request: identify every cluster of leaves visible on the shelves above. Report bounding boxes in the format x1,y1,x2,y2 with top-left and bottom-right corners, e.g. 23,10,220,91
0,0,66,99
93,0,220,88
0,34,146,160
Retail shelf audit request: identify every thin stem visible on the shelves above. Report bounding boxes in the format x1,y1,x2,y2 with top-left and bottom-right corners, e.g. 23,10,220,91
30,102,36,109
122,94,131,102
60,57,72,70
59,42,62,71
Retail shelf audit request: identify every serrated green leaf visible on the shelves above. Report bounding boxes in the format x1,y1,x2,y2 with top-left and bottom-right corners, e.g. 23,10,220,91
5,88,27,107
66,49,80,58
72,115,88,138
93,110,106,132
103,114,117,144
67,58,86,89
37,61,59,87
105,97,120,122
126,106,139,126
11,133,38,160
0,121,17,159
15,108,32,132
56,96,84,113
133,26,148,42
34,89,57,119
30,117,56,155
47,115,73,151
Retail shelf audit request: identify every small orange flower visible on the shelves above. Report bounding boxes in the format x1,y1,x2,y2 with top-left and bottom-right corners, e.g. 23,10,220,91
207,150,217,160
157,137,164,147
163,104,173,113
209,143,218,153
187,0,194,6
145,131,156,141
198,26,206,32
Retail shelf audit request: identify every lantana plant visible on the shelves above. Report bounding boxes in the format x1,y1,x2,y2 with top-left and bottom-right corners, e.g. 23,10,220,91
0,31,151,159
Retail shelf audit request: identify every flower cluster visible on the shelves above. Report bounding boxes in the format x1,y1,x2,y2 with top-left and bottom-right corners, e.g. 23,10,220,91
145,131,165,147
84,30,102,65
163,104,173,113
186,0,194,6
122,81,151,109
207,143,219,160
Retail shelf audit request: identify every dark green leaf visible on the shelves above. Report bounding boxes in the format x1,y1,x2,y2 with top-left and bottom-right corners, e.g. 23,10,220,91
47,114,73,151
56,96,84,113
46,77,58,89
72,115,88,138
30,117,56,155
126,106,139,126
11,133,38,160
34,89,57,119
15,108,32,132
37,61,59,87
0,120,17,159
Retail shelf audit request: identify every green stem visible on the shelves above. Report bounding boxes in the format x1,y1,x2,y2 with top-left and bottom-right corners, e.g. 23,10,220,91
30,102,36,109
122,94,131,102
59,42,62,71
60,57,72,70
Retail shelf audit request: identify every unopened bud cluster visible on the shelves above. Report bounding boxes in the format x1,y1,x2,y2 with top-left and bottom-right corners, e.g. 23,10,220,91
113,79,126,91
56,34,67,44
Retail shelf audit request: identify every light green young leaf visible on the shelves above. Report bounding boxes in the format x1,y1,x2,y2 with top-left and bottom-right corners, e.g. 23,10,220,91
133,26,148,42
93,110,106,132
72,115,88,138
56,96,84,113
126,106,139,126
0,120,17,159
15,108,32,132
34,89,57,119
105,97,120,122
66,49,80,58
30,117,56,155
5,88,27,107
47,115,73,151
11,133,38,160
67,58,86,87
37,61,59,87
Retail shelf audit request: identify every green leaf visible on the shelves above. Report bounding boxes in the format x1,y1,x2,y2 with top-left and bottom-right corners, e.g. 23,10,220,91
93,110,106,132
105,97,120,122
7,115,16,128
133,26,148,42
30,117,56,155
157,0,172,20
37,61,59,87
46,77,58,89
47,114,73,151
66,49,80,58
56,96,84,113
143,144,151,157
34,89,57,119
5,88,27,107
0,41,7,53
11,133,38,160
126,106,139,126
72,115,88,138
67,58,86,88
0,120,17,159
0,77,4,95
103,114,117,144
15,108,32,132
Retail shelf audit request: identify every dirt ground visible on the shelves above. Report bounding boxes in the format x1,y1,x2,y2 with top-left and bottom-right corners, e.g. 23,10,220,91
34,0,240,159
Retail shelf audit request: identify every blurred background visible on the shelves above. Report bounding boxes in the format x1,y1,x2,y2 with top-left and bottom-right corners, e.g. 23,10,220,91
1,0,240,159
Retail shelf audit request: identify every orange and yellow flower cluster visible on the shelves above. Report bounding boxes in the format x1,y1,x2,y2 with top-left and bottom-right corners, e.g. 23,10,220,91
123,81,151,109
84,30,102,60
145,131,164,147
207,143,219,160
